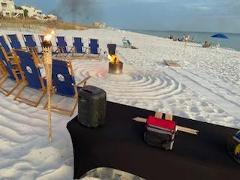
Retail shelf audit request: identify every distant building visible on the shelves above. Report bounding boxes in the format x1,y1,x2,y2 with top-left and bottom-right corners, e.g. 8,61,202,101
0,0,57,20
0,0,23,17
93,22,106,28
20,6,57,20
20,5,45,20
44,14,58,21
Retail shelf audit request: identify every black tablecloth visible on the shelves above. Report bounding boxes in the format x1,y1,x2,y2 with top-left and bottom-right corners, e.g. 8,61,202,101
67,101,239,180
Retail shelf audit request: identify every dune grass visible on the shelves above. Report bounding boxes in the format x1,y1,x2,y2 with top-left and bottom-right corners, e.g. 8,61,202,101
0,17,98,32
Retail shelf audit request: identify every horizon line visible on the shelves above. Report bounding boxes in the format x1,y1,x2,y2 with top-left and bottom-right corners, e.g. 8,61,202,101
122,28,240,34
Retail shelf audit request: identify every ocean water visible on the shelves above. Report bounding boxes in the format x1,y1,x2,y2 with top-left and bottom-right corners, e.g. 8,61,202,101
128,30,240,51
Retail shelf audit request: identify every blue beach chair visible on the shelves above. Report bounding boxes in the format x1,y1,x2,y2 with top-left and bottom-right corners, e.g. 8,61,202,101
13,49,46,107
56,36,71,55
88,38,101,56
23,34,42,55
7,34,23,49
47,59,90,116
72,37,85,55
0,46,23,96
0,35,12,55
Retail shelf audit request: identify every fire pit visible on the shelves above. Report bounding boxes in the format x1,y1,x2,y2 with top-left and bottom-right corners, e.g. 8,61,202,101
107,44,123,74
109,61,123,74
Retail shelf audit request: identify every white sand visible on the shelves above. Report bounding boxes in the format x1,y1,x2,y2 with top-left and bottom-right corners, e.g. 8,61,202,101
0,28,240,179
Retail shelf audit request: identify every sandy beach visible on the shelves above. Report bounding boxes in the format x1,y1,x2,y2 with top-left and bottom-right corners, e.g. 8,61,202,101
0,28,239,179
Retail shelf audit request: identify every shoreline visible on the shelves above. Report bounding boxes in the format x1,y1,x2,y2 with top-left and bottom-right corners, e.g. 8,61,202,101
124,29,240,52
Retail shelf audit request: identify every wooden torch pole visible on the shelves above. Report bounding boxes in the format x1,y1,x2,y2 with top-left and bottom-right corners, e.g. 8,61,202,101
42,40,53,143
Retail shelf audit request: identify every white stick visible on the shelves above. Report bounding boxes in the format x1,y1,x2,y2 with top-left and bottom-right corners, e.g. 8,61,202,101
176,126,199,135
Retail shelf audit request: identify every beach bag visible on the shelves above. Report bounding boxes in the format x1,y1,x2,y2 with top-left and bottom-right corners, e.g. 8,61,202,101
144,116,176,150
78,86,106,128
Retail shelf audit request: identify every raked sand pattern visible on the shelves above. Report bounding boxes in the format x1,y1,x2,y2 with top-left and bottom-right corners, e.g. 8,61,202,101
0,28,239,179
73,60,239,128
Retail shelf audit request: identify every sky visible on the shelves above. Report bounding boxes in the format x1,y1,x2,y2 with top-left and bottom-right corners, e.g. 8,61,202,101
15,0,240,33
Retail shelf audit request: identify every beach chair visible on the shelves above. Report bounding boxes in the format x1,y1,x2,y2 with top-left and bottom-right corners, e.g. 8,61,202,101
107,44,117,56
13,49,46,107
88,38,101,56
0,35,12,55
72,37,85,55
56,36,73,55
46,59,90,116
23,34,42,55
0,46,23,96
7,34,23,49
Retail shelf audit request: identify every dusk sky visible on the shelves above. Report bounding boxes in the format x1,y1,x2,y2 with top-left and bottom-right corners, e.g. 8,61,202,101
15,0,240,33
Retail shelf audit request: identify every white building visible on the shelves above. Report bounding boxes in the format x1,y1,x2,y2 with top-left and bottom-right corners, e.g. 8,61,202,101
20,5,57,20
0,0,23,17
44,14,58,21
0,0,57,20
20,5,44,19
93,22,106,28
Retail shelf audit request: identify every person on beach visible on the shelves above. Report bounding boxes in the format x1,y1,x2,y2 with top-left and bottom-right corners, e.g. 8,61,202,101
184,34,190,42
122,37,131,48
202,41,211,48
122,37,137,49
178,37,183,41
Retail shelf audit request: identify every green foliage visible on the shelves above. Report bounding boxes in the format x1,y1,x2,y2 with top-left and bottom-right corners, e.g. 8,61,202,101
23,9,28,17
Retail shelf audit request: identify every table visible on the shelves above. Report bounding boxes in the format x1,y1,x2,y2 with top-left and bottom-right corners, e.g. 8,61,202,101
67,102,239,180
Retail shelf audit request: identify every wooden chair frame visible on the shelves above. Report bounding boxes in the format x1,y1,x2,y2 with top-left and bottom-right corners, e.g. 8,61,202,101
0,46,23,96
0,60,7,78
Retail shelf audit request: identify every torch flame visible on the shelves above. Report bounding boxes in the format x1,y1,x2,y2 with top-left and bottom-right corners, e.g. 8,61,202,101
44,30,55,41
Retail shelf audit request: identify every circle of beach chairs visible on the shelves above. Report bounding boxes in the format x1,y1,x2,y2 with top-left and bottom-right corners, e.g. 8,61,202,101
0,33,99,116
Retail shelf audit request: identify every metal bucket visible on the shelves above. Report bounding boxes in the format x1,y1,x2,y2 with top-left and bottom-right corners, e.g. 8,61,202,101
108,61,123,74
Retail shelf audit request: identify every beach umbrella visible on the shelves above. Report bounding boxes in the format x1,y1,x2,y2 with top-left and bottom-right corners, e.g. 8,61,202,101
211,33,228,48
211,33,228,39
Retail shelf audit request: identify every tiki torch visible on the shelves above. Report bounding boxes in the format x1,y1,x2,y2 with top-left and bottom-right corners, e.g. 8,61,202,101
42,32,53,143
